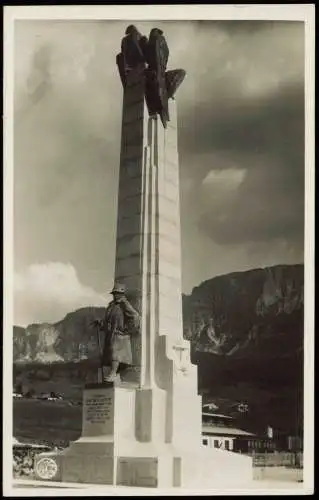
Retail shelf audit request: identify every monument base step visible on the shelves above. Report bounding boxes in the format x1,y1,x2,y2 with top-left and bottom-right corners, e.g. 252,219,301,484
34,445,253,488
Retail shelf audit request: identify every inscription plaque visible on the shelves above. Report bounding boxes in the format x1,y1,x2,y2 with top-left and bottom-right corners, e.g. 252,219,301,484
117,458,158,487
85,394,112,424
82,388,115,436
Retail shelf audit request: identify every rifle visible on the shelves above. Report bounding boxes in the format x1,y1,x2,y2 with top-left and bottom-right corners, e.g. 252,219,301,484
90,320,104,382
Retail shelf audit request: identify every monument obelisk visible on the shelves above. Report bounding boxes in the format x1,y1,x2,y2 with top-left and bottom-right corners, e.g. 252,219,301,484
34,26,253,489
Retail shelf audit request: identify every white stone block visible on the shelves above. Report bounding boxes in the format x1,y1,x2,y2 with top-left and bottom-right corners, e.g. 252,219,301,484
119,173,143,194
157,239,180,264
158,217,180,241
163,180,179,202
157,284,182,306
158,275,182,298
158,290,182,311
158,229,181,253
158,258,182,281
117,214,142,239
165,156,179,169
121,145,143,162
171,387,202,447
157,195,179,218
163,147,178,166
117,195,142,218
157,199,179,224
158,315,183,338
115,255,141,278
157,140,178,163
113,387,136,443
121,158,143,180
157,218,179,242
157,215,178,239
164,164,179,187
119,176,144,200
158,306,183,329
116,234,142,260
164,130,177,149
158,299,183,325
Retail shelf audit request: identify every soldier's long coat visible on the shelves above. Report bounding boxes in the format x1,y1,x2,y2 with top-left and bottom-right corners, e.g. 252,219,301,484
101,299,139,366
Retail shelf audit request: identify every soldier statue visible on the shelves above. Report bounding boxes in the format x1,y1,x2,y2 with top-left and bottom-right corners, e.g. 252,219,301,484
93,283,140,383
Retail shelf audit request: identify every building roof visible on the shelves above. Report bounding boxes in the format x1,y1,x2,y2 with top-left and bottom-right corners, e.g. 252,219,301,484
13,438,50,448
202,425,255,437
202,412,233,419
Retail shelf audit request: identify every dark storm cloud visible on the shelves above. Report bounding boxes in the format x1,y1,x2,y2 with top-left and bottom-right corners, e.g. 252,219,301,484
180,82,304,163
197,186,304,246
178,38,304,249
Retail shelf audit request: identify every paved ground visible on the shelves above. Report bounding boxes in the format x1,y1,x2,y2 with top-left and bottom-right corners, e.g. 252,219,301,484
9,478,306,496
253,466,303,482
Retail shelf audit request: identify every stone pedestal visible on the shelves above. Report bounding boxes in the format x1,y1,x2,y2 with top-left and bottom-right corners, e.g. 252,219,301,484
35,382,252,488
34,67,253,489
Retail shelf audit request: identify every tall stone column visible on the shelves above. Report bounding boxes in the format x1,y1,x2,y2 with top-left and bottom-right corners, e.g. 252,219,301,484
114,68,194,385
113,67,202,449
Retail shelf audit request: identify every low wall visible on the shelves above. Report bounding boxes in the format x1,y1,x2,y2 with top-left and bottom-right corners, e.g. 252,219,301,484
250,452,303,468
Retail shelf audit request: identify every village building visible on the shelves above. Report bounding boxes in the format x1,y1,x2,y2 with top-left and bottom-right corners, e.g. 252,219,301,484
201,404,255,452
201,403,300,455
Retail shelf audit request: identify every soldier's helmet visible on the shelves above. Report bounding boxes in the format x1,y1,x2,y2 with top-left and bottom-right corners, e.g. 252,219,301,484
111,282,126,294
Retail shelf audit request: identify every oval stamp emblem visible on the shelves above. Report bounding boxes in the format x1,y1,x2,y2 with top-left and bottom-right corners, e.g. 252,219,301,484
35,457,58,480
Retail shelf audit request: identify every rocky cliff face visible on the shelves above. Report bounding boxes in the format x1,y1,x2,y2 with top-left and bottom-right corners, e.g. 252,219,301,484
183,264,303,359
14,307,106,364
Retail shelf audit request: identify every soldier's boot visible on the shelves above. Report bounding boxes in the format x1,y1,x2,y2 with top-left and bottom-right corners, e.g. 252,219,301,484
104,360,120,382
104,371,118,382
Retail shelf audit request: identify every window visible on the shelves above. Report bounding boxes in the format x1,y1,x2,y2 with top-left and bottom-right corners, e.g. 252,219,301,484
224,440,230,450
202,439,208,446
214,440,219,448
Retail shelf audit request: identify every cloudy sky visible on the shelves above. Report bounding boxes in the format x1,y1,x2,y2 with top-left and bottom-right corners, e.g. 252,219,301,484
13,19,305,326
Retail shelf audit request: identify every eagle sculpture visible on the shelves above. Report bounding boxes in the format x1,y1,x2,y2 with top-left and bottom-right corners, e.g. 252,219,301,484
116,26,186,128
